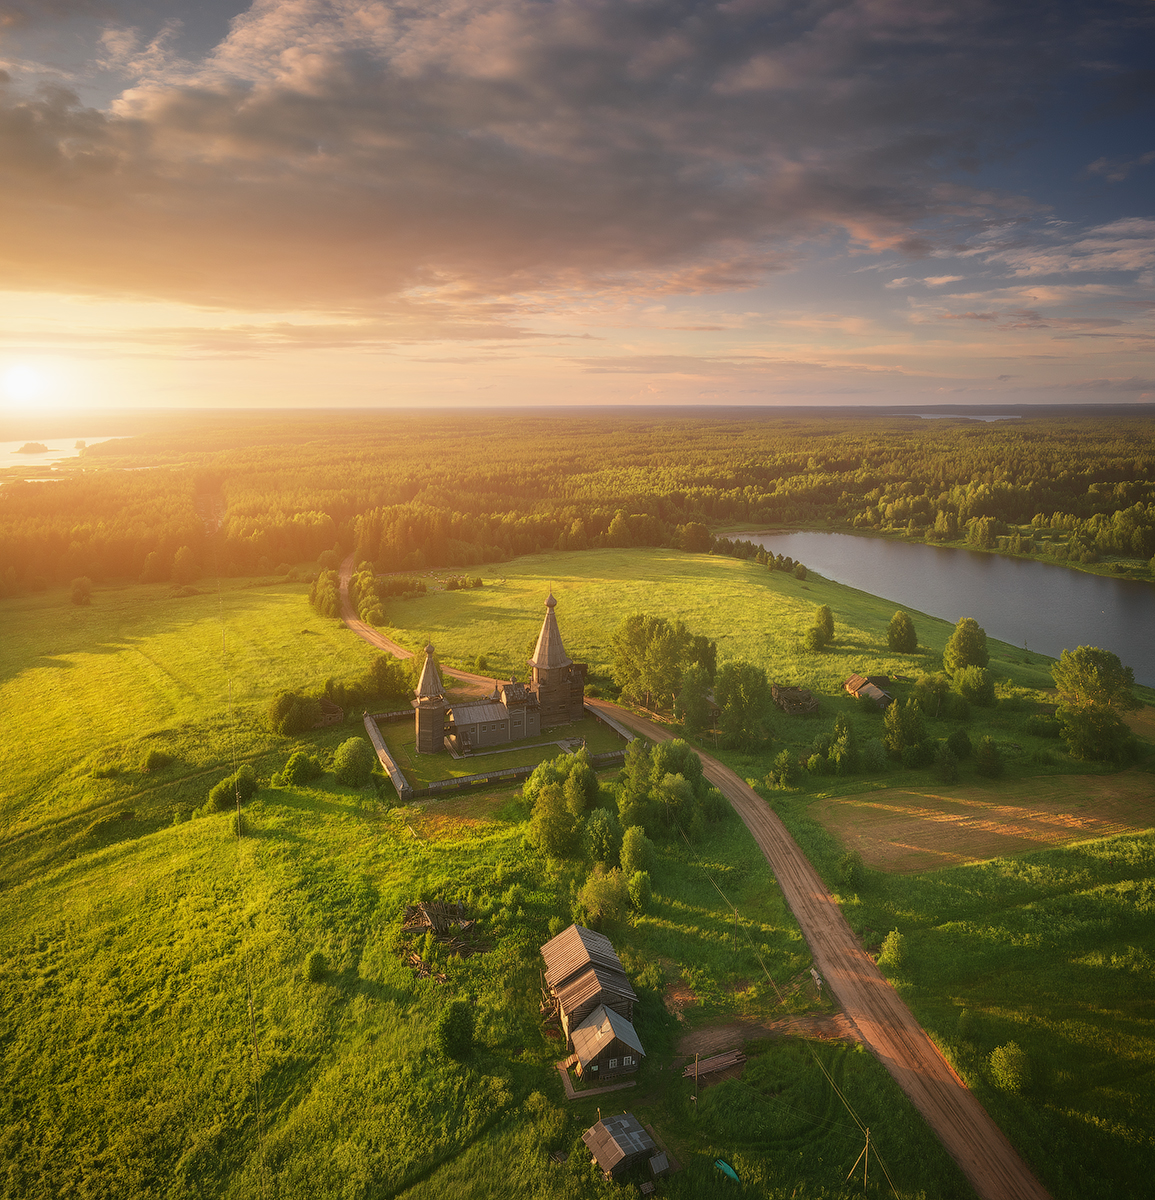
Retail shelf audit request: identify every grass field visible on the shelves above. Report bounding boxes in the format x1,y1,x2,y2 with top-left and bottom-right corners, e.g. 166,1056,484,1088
1,549,1152,1198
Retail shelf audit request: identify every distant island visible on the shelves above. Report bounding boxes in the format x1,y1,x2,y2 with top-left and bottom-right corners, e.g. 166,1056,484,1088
15,442,48,454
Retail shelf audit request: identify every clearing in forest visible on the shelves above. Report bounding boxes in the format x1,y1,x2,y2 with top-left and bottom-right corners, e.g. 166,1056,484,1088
814,769,1155,872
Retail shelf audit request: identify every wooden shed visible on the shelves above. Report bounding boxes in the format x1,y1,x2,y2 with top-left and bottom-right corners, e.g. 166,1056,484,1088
582,1113,656,1180
771,684,819,715
844,674,893,708
571,1004,645,1080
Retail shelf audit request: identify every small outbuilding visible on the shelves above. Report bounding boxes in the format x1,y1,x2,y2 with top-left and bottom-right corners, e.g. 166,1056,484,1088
582,1113,655,1180
844,674,893,708
571,1004,645,1080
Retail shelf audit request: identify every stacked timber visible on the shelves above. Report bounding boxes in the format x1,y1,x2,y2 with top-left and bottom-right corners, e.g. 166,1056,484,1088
772,684,819,715
682,1049,746,1078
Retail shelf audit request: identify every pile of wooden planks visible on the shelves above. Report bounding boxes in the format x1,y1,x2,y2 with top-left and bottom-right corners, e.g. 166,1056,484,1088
402,900,474,935
682,1049,747,1078
772,685,819,715
403,950,448,984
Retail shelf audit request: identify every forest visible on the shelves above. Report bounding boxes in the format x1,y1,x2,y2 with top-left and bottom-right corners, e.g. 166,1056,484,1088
2,407,1154,594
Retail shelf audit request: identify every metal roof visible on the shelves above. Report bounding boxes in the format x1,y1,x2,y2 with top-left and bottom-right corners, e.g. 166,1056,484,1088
541,924,623,991
571,1004,645,1068
448,700,510,724
555,965,637,1019
528,592,573,670
582,1113,654,1174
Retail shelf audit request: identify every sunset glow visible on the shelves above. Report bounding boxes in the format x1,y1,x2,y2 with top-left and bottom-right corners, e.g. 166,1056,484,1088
0,1,1150,409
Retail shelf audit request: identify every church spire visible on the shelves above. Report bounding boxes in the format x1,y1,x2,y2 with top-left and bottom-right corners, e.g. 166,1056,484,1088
529,591,572,671
414,643,444,699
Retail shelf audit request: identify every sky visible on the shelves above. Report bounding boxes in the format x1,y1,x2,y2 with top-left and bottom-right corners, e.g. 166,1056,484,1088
0,0,1152,411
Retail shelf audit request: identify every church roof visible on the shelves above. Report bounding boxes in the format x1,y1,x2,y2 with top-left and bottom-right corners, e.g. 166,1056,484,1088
528,591,572,670
414,644,444,700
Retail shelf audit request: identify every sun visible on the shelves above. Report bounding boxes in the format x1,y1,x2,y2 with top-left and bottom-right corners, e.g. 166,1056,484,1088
2,365,47,407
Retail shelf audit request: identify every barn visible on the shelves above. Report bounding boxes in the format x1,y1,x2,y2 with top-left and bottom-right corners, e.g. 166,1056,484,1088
582,1113,655,1180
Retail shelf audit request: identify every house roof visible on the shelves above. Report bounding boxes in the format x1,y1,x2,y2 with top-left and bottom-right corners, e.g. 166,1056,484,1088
541,923,623,990
582,1113,654,1174
449,700,510,725
844,674,869,693
572,1004,645,1068
556,965,638,1020
528,591,572,670
414,645,444,700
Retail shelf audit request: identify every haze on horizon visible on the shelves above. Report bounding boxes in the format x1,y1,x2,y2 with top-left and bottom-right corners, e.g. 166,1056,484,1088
0,0,1152,412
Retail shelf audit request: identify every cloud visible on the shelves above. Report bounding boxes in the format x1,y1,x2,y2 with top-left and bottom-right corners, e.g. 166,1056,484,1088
1086,149,1155,183
963,218,1155,277
0,0,1148,322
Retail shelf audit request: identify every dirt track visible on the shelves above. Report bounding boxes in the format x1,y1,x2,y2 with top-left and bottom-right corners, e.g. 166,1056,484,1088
338,559,1050,1200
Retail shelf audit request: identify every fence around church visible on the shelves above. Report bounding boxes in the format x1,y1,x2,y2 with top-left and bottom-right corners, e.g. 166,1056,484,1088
364,704,633,803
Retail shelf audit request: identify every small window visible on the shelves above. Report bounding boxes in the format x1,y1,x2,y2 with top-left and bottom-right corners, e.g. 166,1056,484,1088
608,1058,618,1070
623,1055,633,1066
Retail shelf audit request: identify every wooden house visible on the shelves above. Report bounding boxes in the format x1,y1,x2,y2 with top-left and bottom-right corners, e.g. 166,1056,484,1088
571,1004,645,1079
582,1113,655,1180
541,924,640,1053
844,674,893,708
771,684,819,715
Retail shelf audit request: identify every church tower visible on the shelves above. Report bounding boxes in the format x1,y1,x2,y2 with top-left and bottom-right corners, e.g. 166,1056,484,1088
529,592,587,727
412,643,447,753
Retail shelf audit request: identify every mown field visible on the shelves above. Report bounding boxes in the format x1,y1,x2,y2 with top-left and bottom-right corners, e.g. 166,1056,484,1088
1,548,1152,1198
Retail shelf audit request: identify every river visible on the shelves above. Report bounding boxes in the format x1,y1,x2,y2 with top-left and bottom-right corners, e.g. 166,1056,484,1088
749,531,1155,688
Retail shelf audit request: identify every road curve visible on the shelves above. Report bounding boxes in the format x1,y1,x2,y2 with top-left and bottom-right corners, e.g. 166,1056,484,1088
337,558,1049,1200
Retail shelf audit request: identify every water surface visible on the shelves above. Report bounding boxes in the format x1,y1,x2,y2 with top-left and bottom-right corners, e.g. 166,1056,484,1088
750,531,1155,688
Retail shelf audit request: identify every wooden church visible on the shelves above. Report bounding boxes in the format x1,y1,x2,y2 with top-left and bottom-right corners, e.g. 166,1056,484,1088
412,591,587,755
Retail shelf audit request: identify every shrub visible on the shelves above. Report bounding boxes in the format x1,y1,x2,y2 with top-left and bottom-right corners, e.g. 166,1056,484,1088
208,778,235,811
860,739,887,773
804,625,827,652
628,870,652,913
621,826,656,877
887,610,917,653
584,807,622,866
901,741,935,769
279,748,324,786
946,728,973,759
792,562,807,580
879,929,906,967
975,736,1004,778
269,690,322,736
806,753,825,774
839,851,865,890
989,1042,1030,1093
234,764,258,801
437,1000,475,1059
942,692,971,722
306,950,327,982
578,865,630,925
333,737,375,787
1025,714,1061,738
548,915,566,938
70,576,92,606
934,743,960,783
815,605,834,642
943,617,989,673
957,1008,974,1040
955,666,995,707
701,786,728,822
140,748,174,773
770,748,800,787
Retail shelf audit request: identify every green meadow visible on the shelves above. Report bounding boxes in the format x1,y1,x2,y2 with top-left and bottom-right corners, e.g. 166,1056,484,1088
1,548,1152,1198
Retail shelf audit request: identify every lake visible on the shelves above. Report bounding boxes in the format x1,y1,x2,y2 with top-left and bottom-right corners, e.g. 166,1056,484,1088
0,437,120,484
749,531,1155,688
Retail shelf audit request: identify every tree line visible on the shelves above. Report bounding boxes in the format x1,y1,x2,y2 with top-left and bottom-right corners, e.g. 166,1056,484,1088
2,409,1152,595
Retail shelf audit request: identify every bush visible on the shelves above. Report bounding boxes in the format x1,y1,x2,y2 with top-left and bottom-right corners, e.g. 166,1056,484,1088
577,865,630,925
584,807,622,866
975,736,1004,778
528,783,582,858
333,737,375,787
944,616,989,673
621,826,656,876
1025,714,1061,738
628,870,652,912
804,624,827,652
793,562,807,580
839,851,865,890
879,929,905,967
946,728,972,759
888,610,917,653
860,739,887,773
306,950,327,982
989,1042,1030,1093
770,748,800,787
955,666,995,707
806,753,825,774
934,743,960,783
278,748,324,786
437,1000,475,1059
269,690,322,736
901,741,935,769
140,748,174,773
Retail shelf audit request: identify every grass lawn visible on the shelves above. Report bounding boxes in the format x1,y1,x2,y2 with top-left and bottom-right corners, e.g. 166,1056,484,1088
379,716,627,788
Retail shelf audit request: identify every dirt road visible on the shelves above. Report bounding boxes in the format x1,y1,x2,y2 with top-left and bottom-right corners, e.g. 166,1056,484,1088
337,559,1049,1200
590,699,1051,1200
